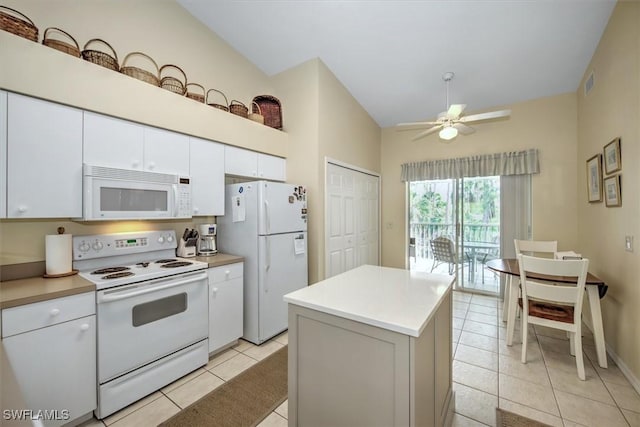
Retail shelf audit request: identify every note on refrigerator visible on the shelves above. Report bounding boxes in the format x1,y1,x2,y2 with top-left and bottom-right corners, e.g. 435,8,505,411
294,234,306,255
232,194,246,222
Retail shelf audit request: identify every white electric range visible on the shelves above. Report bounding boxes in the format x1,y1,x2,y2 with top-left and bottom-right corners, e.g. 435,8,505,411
73,231,209,419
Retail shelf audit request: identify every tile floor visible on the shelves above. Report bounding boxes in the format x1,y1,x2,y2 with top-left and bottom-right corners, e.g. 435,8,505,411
81,290,640,427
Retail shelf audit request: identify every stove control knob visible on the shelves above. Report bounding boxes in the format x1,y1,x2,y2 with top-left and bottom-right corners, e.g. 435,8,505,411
92,241,104,251
158,236,165,244
166,235,174,243
78,241,91,253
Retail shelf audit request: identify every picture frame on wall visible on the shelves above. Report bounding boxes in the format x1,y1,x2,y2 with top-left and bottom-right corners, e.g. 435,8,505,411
603,137,621,175
604,175,622,207
586,154,603,203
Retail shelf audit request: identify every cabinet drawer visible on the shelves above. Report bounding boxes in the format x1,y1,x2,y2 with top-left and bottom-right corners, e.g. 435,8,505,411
2,292,96,338
208,262,243,284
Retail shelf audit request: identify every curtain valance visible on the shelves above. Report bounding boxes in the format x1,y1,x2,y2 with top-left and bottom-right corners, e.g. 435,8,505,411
400,149,539,182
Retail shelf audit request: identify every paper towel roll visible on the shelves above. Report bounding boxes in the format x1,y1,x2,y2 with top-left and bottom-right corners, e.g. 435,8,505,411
45,234,72,275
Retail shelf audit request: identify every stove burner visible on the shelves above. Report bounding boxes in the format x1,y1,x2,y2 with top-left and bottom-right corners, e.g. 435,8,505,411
92,266,131,275
136,262,150,268
155,259,178,264
161,261,192,268
102,271,135,280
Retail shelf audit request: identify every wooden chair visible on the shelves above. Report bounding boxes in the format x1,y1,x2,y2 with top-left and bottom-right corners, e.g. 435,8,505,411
518,254,589,380
429,236,468,275
504,240,558,344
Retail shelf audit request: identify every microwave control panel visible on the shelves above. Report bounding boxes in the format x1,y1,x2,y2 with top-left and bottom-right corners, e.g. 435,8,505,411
176,177,192,218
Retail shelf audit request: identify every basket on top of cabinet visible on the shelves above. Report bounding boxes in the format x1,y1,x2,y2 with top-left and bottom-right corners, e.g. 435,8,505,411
0,5,38,42
252,95,282,130
42,27,80,57
81,38,119,72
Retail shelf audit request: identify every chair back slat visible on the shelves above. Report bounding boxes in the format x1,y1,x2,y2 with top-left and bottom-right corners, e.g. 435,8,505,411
518,254,588,318
430,236,456,263
515,239,558,256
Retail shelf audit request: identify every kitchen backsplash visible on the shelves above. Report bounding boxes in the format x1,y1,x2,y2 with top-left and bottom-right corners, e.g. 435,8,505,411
0,217,216,267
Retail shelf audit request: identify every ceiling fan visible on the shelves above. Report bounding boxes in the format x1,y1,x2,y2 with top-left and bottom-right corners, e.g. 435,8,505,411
397,72,511,142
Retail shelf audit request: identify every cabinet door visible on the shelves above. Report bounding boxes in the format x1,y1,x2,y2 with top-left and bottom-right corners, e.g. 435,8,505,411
224,145,258,178
7,93,82,218
0,91,6,218
84,111,144,170
3,316,96,426
258,153,286,181
190,137,224,216
143,126,190,175
208,265,243,353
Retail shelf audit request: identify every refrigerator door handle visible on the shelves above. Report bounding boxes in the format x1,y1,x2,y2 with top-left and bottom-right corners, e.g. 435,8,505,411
265,238,271,292
264,199,271,235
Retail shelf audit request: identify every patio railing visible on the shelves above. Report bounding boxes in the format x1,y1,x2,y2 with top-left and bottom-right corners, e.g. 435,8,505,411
410,222,499,259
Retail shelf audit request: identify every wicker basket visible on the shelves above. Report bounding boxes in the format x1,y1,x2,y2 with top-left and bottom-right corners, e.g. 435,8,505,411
81,38,119,71
248,101,264,124
206,89,229,112
159,64,187,95
0,6,38,42
252,95,282,129
42,27,79,57
185,83,205,103
120,51,159,87
229,100,248,118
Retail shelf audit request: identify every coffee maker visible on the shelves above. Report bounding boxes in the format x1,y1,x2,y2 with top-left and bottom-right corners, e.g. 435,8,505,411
197,224,217,256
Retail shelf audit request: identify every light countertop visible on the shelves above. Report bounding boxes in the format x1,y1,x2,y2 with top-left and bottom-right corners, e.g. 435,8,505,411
193,253,244,268
283,265,454,337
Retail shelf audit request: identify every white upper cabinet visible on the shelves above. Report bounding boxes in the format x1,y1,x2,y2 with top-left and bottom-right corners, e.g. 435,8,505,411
7,93,82,218
143,127,190,176
190,137,224,216
224,145,258,178
258,153,286,182
85,112,189,176
0,91,7,218
224,145,286,182
84,112,144,170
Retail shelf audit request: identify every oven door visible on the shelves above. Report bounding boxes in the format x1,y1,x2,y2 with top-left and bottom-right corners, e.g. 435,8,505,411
84,176,177,220
96,270,208,383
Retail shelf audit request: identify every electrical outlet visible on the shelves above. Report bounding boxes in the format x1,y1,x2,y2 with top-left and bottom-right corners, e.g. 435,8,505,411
625,235,633,252
385,222,393,230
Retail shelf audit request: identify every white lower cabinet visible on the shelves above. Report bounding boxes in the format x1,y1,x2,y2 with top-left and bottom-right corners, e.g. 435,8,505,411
1,293,96,426
208,262,243,353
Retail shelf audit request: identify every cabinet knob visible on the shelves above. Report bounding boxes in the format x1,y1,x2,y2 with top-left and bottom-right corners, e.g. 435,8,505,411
252,171,257,176
212,287,218,295
225,270,230,277
132,160,139,168
193,207,199,214
50,308,60,316
18,206,27,213
148,162,155,170
80,323,90,331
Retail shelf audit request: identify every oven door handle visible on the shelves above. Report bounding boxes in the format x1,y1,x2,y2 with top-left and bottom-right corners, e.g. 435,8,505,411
98,272,206,303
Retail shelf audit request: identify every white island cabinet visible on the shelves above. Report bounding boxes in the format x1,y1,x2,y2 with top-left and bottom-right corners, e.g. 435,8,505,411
284,265,454,427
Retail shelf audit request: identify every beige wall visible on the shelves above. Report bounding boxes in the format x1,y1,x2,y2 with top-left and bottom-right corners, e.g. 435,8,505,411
381,93,579,269
576,1,640,382
272,59,382,284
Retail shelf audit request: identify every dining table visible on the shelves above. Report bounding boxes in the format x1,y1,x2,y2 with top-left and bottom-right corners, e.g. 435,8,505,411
486,258,609,368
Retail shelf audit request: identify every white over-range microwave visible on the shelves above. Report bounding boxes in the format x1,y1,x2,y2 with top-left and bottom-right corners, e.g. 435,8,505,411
82,164,192,220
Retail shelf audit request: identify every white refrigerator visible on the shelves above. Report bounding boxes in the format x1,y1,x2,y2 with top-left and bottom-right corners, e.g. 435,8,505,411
217,181,308,344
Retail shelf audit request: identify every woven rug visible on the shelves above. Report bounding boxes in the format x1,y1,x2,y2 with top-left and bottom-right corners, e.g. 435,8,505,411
160,346,287,427
496,408,553,427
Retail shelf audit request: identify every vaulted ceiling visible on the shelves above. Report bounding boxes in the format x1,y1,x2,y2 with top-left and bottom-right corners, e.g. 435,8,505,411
178,0,616,128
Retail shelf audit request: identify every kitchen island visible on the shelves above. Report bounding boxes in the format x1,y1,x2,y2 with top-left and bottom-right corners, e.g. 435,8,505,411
284,265,455,427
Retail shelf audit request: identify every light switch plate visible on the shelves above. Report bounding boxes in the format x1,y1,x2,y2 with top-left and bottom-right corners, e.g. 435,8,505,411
625,235,633,252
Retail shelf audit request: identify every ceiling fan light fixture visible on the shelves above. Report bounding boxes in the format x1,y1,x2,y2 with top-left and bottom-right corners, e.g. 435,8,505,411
439,126,458,140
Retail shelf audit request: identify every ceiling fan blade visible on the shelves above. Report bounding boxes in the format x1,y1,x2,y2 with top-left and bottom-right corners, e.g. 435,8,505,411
460,109,511,123
453,123,475,135
447,104,466,119
396,121,440,128
411,125,442,141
